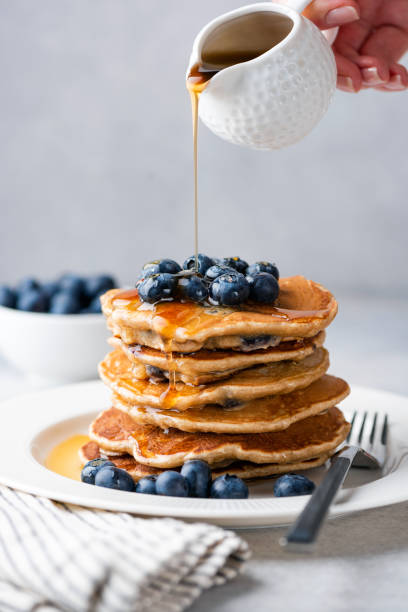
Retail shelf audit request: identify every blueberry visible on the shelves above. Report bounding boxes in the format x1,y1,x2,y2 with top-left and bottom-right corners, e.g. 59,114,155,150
141,259,181,278
273,473,315,497
182,276,208,302
94,465,136,492
49,291,81,314
155,471,190,497
85,275,115,300
0,285,16,308
181,460,212,498
210,474,249,499
248,272,279,304
81,458,114,485
204,264,236,282
59,274,86,300
145,365,167,382
138,273,177,303
135,476,158,495
183,254,215,276
221,257,248,274
241,334,273,349
210,273,250,306
17,277,40,294
81,295,102,314
247,261,279,280
42,281,59,301
17,289,48,313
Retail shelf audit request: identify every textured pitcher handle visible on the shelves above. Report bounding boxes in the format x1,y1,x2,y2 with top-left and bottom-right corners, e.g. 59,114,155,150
278,1,339,45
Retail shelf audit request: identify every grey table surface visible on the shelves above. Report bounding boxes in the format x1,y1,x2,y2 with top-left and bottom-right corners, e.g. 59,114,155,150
0,295,407,612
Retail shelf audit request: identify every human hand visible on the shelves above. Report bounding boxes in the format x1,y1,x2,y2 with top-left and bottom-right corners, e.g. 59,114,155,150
279,1,408,92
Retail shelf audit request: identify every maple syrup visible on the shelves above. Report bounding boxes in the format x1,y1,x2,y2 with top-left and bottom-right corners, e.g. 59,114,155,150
45,434,90,481
186,11,293,271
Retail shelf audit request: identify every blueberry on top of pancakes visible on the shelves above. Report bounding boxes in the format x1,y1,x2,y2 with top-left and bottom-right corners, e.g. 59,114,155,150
183,253,215,276
210,272,250,306
221,257,248,274
138,273,178,303
247,261,279,280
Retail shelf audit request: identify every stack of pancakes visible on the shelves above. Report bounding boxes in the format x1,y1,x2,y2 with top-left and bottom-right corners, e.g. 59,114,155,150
80,275,351,481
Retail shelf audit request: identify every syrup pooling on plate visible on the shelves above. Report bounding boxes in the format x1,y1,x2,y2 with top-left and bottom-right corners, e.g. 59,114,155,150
45,435,90,481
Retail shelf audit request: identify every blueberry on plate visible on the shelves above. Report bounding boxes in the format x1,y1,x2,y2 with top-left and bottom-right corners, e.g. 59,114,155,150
16,277,40,295
135,475,158,495
210,272,250,306
81,295,102,314
247,261,279,280
182,276,208,302
49,291,81,314
0,285,16,308
17,288,48,313
94,465,136,491
138,273,177,303
221,257,248,274
204,264,236,282
181,460,212,498
210,474,249,499
273,473,315,497
42,281,60,301
183,254,215,276
81,458,114,485
248,272,279,304
84,275,115,300
155,471,190,497
58,274,86,300
142,259,181,278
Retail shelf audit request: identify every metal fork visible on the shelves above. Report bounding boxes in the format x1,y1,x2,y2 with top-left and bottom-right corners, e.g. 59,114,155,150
281,411,388,551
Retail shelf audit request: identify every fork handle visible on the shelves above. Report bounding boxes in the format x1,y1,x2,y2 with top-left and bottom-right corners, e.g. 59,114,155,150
282,447,359,550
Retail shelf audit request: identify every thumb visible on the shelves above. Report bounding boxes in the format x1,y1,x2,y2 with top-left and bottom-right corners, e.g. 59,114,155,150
302,0,360,29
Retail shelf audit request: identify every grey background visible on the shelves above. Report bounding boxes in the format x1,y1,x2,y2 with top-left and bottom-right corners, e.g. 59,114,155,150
0,0,407,298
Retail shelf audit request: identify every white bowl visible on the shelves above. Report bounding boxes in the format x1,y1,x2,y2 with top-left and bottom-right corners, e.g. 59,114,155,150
0,306,109,384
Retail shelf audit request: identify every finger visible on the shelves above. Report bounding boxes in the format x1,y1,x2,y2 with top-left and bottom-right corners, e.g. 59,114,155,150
376,63,408,92
355,55,390,87
360,25,408,65
335,51,362,92
303,0,359,29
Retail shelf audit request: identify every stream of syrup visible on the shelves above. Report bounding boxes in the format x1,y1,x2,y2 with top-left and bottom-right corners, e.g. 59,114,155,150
186,10,293,273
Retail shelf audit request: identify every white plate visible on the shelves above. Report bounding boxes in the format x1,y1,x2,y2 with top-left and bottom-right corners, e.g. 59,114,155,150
0,381,407,527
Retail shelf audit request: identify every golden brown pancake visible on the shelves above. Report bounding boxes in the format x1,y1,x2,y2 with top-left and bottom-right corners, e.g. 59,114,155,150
101,276,337,353
79,441,330,481
111,331,326,385
89,406,349,468
112,375,350,433
99,347,330,410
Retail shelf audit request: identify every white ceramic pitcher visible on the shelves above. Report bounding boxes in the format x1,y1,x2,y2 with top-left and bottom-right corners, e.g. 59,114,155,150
187,1,336,150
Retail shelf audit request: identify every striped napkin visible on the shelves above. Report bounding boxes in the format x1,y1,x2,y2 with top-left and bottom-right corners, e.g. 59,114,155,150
0,486,250,612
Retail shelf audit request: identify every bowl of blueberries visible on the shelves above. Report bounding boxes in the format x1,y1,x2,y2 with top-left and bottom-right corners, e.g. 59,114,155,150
0,273,117,384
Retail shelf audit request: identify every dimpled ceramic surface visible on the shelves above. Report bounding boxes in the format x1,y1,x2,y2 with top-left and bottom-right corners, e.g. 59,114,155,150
198,13,336,150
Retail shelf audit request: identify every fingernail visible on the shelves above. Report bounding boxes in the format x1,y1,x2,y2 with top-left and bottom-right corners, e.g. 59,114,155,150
337,76,356,93
384,75,406,90
362,67,385,86
326,6,359,27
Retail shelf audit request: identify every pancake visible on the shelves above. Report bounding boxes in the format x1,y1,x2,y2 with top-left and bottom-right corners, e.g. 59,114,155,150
79,441,330,481
99,347,330,410
111,331,326,385
112,375,350,433
101,276,337,353
89,406,349,468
